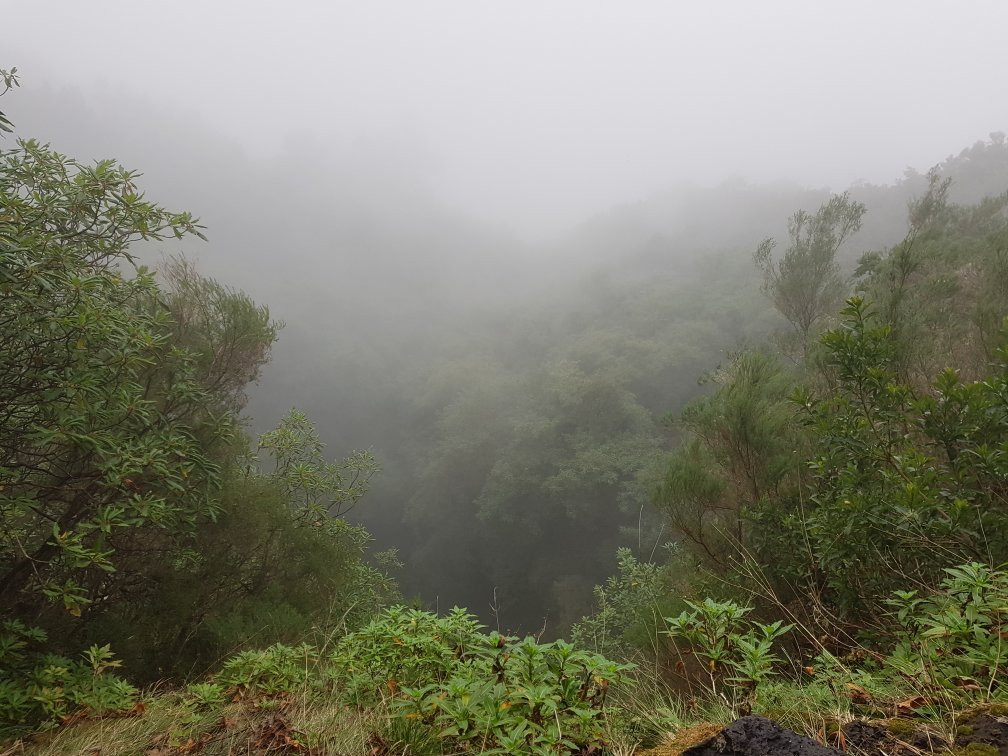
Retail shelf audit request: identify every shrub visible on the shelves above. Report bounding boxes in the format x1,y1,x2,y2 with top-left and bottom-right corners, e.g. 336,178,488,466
885,562,1008,699
217,643,319,695
329,606,633,754
0,621,135,736
665,598,792,700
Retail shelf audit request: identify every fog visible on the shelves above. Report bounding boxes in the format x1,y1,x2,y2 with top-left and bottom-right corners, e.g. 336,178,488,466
5,1,1008,632
7,1,1008,239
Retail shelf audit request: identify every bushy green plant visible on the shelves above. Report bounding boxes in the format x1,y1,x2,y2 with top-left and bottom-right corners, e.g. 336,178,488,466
0,620,135,736
750,299,1008,622
885,562,1008,699
330,606,633,754
119,410,397,681
0,78,399,706
184,682,227,710
655,351,798,571
665,598,792,699
217,642,319,695
196,607,631,753
570,547,668,659
0,136,228,622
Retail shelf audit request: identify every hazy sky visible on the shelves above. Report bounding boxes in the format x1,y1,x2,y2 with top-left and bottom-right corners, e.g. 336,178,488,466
5,1,1008,238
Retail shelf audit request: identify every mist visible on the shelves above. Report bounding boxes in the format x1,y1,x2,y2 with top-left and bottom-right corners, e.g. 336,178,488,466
7,1,1008,239
5,0,1008,634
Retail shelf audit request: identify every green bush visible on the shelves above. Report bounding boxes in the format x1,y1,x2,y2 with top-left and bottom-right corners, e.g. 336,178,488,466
183,681,227,710
217,642,319,695
886,562,1008,699
665,598,792,700
749,299,1008,621
194,606,631,753
0,81,396,697
570,547,669,659
0,620,135,736
209,606,631,754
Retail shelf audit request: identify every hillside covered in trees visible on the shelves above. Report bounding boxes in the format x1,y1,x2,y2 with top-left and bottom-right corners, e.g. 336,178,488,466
3,55,1008,755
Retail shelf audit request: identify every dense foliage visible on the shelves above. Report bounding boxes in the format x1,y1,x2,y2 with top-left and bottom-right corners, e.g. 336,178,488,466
598,181,1008,654
4,68,1008,754
0,136,223,621
330,607,631,754
0,87,396,734
777,300,1008,617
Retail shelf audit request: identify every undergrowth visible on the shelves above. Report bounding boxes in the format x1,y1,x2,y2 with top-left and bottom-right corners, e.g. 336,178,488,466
6,565,1007,754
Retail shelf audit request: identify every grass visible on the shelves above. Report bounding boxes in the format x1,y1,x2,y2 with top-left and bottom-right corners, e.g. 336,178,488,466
5,687,380,756
6,676,1007,755
5,631,1006,755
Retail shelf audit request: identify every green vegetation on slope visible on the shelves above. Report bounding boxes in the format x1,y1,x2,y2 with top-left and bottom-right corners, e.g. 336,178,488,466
3,66,1008,754
0,72,397,734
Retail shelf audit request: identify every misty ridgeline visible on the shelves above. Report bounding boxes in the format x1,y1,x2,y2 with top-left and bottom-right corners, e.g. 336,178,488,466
4,41,1008,756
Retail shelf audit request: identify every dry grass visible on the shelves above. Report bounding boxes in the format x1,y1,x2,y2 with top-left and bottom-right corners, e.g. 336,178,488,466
636,722,722,756
3,690,380,756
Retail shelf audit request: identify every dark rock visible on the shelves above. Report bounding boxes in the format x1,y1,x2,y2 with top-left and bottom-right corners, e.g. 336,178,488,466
956,713,1008,756
841,719,948,754
681,715,843,756
840,720,887,752
903,725,950,752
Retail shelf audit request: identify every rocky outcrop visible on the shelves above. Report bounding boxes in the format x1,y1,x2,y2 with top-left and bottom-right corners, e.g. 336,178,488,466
680,716,843,756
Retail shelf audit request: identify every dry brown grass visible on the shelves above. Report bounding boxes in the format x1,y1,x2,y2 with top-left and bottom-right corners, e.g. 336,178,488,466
636,722,722,756
3,692,379,756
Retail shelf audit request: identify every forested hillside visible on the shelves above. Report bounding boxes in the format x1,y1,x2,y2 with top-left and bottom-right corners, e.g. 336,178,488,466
335,138,1008,633
11,71,1008,635
4,60,1008,755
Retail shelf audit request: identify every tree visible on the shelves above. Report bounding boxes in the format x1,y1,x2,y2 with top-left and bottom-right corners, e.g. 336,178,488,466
0,67,18,136
756,299,1008,622
0,82,397,688
855,171,1008,384
92,409,395,679
159,255,280,413
754,193,865,355
654,351,797,568
0,136,225,620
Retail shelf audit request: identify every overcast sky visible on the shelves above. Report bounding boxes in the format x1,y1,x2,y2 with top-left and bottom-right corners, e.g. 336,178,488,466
5,1,1008,239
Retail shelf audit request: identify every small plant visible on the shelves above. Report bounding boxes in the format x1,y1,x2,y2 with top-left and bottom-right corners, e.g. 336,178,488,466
0,621,136,736
571,547,673,659
665,598,792,700
184,681,227,709
329,606,633,754
885,562,1008,700
217,642,319,695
